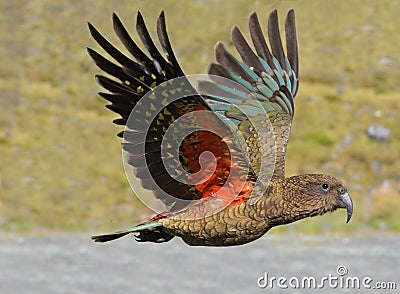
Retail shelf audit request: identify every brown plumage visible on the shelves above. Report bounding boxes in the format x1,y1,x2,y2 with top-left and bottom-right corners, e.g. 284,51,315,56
155,174,351,246
88,9,353,246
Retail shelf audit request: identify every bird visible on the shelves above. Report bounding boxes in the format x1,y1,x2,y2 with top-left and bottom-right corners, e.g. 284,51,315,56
87,9,353,247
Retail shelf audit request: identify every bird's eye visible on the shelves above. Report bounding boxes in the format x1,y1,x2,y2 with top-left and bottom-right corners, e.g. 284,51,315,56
321,183,330,192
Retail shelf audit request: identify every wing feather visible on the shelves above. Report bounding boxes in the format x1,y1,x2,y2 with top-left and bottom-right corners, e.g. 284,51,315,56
89,11,255,211
205,9,299,180
231,26,265,73
268,9,286,71
156,11,185,77
249,12,275,72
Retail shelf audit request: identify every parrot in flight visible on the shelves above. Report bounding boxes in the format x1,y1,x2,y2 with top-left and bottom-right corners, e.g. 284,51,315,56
87,9,353,246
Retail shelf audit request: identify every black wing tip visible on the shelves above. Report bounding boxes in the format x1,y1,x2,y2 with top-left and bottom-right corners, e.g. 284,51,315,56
286,9,296,24
157,11,167,33
249,11,260,29
214,41,226,58
135,11,146,32
87,21,96,33
86,47,101,63
136,11,145,24
87,21,104,42
255,8,292,19
157,11,166,31
269,8,278,17
112,12,122,25
112,12,125,33
250,8,291,18
214,41,225,50
86,46,101,59
231,25,240,36
94,74,107,86
207,62,219,73
206,63,214,74
268,9,279,28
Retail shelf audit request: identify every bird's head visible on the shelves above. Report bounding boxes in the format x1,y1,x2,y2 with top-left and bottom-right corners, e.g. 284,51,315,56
284,174,353,223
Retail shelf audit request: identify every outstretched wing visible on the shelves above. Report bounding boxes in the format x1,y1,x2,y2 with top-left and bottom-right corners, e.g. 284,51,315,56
203,9,298,180
88,12,255,211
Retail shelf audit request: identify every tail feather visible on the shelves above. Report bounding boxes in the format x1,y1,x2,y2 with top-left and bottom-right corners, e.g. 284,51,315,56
91,231,131,243
91,222,161,243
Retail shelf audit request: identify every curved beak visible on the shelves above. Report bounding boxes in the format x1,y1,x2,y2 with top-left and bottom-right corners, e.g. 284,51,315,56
340,192,353,223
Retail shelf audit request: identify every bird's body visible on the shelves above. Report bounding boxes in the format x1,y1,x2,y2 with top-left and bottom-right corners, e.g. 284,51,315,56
88,9,353,247
157,175,345,246
93,174,350,246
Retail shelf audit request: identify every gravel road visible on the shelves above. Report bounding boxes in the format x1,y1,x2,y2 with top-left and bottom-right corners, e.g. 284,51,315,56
0,234,398,293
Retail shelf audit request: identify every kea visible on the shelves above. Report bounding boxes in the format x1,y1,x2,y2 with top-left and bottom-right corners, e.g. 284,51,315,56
88,9,353,246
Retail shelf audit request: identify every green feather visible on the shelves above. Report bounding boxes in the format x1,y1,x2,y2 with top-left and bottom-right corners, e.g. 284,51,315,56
283,71,292,95
256,83,274,98
222,68,254,91
209,103,232,112
263,76,279,92
284,56,292,72
273,69,285,86
250,91,270,101
258,57,272,73
272,56,283,72
215,83,249,100
236,58,259,81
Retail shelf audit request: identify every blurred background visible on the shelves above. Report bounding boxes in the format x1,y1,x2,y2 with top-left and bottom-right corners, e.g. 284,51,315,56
0,1,399,292
1,0,399,236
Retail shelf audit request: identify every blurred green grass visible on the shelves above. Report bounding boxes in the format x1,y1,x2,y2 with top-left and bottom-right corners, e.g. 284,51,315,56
0,0,399,235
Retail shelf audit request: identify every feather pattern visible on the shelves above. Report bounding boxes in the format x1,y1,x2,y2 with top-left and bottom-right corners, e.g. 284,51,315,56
204,9,299,180
88,11,255,211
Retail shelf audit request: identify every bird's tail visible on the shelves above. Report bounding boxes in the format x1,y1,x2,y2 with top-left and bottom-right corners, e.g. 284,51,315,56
91,221,164,243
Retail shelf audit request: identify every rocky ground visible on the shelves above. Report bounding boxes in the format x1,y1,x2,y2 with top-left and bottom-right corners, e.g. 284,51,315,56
0,234,398,293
